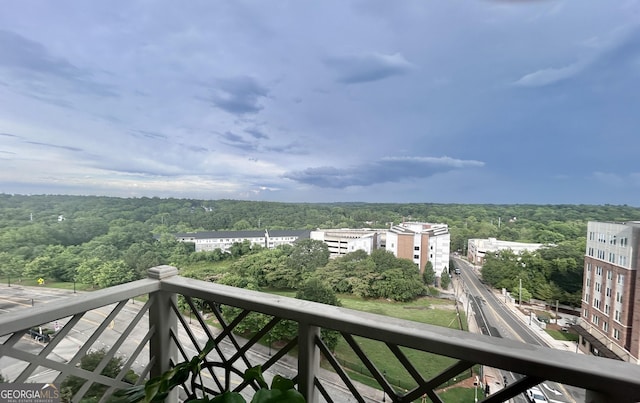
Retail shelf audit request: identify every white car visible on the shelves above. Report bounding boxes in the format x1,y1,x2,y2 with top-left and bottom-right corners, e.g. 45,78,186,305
526,387,548,403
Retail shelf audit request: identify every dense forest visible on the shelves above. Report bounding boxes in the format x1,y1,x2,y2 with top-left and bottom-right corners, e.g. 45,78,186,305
1,194,639,305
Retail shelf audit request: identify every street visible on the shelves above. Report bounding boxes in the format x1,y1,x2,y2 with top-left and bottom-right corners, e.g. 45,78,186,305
453,257,584,403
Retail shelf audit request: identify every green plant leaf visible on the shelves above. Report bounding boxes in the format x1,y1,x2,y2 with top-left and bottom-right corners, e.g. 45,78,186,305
243,366,268,389
270,375,294,391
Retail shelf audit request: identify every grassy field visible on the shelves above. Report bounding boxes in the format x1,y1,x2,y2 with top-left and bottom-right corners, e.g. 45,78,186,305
545,328,579,342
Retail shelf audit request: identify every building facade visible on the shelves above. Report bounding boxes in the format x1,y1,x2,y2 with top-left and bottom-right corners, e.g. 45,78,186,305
310,222,450,276
576,221,640,363
385,222,450,277
175,229,310,252
466,238,545,266
310,229,380,257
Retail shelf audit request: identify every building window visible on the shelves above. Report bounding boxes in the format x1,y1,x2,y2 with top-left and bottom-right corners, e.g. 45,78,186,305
607,270,612,280
616,292,622,303
587,263,591,272
606,287,611,297
588,247,594,257
603,322,609,332
596,266,602,276
413,255,419,259
592,315,599,325
605,304,610,315
595,282,600,292
608,252,615,263
586,278,591,287
614,329,620,340
583,309,588,317
617,274,625,285
414,246,419,251
614,310,621,322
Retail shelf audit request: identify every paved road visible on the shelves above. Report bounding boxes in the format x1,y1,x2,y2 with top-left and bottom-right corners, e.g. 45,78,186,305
454,257,584,403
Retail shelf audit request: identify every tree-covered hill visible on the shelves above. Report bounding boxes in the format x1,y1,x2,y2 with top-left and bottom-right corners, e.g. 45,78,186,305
1,194,639,302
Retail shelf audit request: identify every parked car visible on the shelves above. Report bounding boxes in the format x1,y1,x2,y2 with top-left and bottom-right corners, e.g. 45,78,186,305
526,387,548,403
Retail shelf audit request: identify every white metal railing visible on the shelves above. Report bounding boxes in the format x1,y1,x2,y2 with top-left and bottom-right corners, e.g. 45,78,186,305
1,265,640,402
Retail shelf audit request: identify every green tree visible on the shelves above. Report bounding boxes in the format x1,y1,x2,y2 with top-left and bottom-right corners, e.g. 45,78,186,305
76,258,102,288
94,260,136,288
296,278,341,307
295,278,341,351
423,261,436,285
440,271,451,290
283,239,329,288
61,349,137,401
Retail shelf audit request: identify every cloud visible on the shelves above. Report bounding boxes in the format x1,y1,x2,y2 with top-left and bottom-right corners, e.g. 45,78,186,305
0,29,117,98
513,62,584,87
514,25,640,88
24,141,83,153
210,76,269,115
284,156,484,188
220,131,258,151
325,52,414,84
0,30,83,78
245,127,269,140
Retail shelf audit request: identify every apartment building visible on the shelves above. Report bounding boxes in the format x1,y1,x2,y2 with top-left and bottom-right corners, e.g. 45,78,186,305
175,229,310,252
466,238,545,266
385,222,450,277
310,222,450,276
576,221,640,363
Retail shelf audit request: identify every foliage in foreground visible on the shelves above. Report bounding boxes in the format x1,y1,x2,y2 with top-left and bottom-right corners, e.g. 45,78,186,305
118,340,304,403
61,349,138,402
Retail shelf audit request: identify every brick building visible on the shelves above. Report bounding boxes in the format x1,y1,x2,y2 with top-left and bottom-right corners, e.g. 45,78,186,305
576,221,640,363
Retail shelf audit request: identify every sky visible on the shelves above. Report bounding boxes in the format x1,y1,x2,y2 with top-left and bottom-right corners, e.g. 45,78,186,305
0,1,639,205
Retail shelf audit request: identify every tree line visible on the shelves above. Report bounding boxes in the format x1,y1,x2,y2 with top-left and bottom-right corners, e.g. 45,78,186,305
1,194,639,297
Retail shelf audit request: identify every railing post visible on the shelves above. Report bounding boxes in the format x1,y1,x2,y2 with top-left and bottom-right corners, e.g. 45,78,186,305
298,323,320,403
148,266,179,390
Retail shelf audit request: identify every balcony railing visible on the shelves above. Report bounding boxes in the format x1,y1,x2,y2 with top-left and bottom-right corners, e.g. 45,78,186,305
1,265,640,402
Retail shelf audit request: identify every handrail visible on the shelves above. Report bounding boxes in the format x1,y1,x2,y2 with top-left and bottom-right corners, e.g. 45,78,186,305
0,278,159,335
160,274,640,399
2,266,640,402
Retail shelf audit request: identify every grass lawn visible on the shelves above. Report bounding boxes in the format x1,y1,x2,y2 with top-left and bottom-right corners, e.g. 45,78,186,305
545,328,579,342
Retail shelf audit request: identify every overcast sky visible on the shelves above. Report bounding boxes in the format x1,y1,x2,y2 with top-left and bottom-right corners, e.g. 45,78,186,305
1,1,639,205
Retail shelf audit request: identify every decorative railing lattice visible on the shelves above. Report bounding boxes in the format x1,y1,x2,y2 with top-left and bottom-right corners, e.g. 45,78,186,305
1,265,639,403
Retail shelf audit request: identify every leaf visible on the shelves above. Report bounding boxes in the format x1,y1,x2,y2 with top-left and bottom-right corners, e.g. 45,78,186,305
243,366,268,389
270,375,294,391
143,377,164,402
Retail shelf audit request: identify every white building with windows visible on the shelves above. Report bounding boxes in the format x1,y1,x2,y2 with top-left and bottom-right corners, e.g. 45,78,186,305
385,222,450,277
175,229,310,252
310,229,380,257
466,238,544,266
